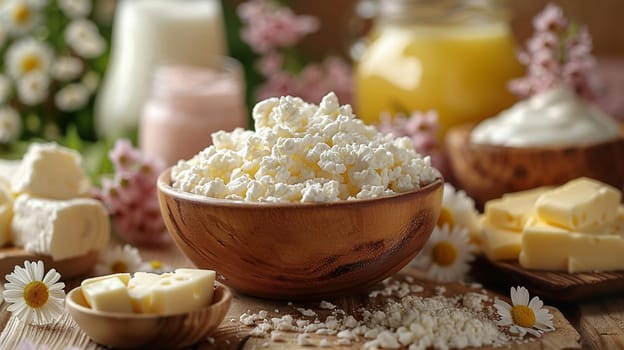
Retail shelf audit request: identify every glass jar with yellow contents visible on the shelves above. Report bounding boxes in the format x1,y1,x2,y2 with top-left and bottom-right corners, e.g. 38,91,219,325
354,0,523,135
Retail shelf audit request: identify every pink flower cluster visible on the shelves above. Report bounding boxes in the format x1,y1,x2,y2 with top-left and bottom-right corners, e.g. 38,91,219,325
93,140,168,246
256,55,353,105
238,0,354,105
376,110,451,179
237,0,319,54
509,4,597,100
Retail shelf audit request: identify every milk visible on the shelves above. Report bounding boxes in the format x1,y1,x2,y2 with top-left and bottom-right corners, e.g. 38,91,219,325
95,0,227,138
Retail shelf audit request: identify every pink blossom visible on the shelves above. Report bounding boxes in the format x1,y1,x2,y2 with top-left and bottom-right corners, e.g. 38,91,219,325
533,3,567,32
256,52,284,77
255,72,298,101
509,4,599,101
238,0,319,53
94,139,168,247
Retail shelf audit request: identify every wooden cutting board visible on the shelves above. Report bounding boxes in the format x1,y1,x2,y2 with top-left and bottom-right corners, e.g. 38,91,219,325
473,256,624,302
197,269,581,349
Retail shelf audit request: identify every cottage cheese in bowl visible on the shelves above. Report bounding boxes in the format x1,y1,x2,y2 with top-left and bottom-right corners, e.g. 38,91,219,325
171,92,441,203
470,86,620,147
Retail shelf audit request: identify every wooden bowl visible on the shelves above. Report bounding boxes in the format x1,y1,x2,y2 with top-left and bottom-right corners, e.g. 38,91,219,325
446,123,624,206
66,282,232,349
157,168,443,299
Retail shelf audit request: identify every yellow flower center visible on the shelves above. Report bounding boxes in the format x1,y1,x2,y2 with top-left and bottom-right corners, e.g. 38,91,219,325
21,55,41,74
13,4,30,24
23,281,49,309
511,305,536,328
112,261,129,273
437,207,455,229
150,260,162,269
432,240,457,266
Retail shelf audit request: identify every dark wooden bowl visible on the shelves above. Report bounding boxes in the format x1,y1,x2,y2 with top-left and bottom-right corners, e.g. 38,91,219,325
446,123,624,206
157,168,443,299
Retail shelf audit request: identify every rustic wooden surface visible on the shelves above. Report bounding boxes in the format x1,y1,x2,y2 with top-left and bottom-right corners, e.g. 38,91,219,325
0,242,620,349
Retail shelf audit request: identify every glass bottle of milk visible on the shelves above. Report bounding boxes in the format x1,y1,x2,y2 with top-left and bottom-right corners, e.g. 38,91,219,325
94,0,227,138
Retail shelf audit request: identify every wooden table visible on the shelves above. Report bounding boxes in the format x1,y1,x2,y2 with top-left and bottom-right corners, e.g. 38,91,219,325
0,243,622,350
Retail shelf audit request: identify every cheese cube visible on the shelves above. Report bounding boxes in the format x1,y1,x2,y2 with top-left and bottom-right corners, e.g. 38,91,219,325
519,217,624,272
11,143,90,199
127,269,216,315
81,274,133,313
535,177,621,231
11,195,110,260
0,159,20,184
484,187,551,231
127,272,162,313
481,219,522,261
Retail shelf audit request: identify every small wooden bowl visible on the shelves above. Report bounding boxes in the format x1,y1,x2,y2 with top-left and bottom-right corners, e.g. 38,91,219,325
157,168,443,299
66,282,232,349
446,123,624,206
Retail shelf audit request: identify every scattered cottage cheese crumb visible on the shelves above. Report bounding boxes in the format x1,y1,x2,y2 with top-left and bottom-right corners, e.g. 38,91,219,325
240,278,511,349
297,308,318,317
319,300,336,310
171,92,440,203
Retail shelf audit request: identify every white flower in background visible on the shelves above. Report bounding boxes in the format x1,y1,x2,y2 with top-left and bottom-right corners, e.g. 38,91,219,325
439,183,481,244
64,19,105,58
2,260,65,325
95,244,143,275
1,0,44,36
81,70,99,92
5,37,53,79
138,259,173,274
17,70,48,105
54,82,89,111
57,0,90,18
0,106,21,143
411,224,476,282
495,286,555,337
0,74,11,104
51,55,83,81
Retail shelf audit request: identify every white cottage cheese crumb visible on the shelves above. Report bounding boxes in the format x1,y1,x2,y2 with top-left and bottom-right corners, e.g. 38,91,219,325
171,93,440,203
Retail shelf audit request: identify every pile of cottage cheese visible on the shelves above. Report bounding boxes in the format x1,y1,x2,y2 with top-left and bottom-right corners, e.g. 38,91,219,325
171,93,440,203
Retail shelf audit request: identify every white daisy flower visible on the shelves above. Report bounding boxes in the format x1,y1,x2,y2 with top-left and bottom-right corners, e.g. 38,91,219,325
5,37,53,79
411,224,476,282
0,74,11,104
439,183,481,243
1,0,42,36
2,260,65,325
64,19,106,59
16,70,48,105
81,70,99,92
54,82,89,111
494,286,555,337
138,259,173,274
57,0,91,18
51,55,83,81
95,244,143,275
0,106,21,143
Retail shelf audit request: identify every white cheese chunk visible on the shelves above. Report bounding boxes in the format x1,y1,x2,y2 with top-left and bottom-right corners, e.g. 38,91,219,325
11,195,110,260
11,143,90,199
81,274,133,313
127,269,216,315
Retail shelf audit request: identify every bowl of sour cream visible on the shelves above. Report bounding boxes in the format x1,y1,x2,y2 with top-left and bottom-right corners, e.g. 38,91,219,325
446,86,624,206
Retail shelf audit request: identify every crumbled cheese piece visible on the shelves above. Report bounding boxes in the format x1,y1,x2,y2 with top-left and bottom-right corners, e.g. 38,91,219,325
319,339,332,347
319,300,336,310
172,93,440,203
297,308,317,317
270,331,286,342
297,333,314,346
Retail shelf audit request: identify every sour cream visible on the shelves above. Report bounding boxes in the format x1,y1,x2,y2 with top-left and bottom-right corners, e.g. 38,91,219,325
470,87,619,147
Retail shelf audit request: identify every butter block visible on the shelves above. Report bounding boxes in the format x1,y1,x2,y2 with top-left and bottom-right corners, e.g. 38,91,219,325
11,195,110,260
519,217,624,272
535,177,621,231
81,274,133,313
481,219,522,261
127,269,216,315
484,187,552,231
11,143,90,199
